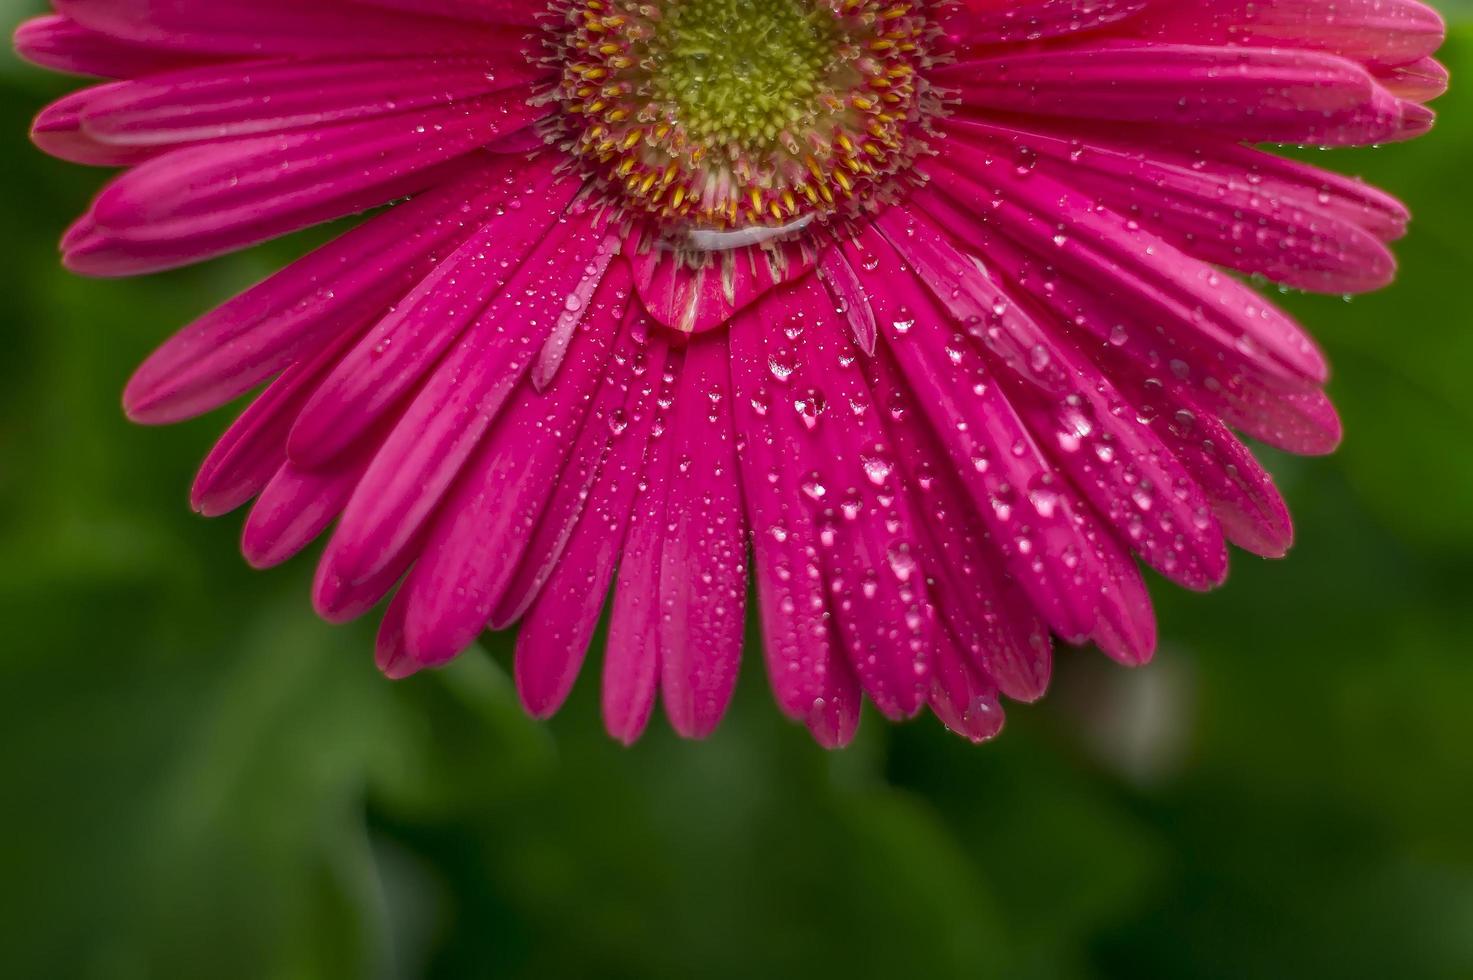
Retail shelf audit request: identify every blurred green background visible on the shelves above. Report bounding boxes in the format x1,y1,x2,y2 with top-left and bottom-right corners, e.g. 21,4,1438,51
3,4,1473,978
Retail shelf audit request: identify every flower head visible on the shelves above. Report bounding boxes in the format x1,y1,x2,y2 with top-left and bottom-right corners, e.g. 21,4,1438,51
16,0,1446,746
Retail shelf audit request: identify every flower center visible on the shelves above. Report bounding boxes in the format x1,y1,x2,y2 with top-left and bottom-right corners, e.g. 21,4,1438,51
548,0,937,248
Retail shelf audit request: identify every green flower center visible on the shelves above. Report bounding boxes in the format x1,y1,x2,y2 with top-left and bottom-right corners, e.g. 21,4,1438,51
549,0,937,243
651,0,842,147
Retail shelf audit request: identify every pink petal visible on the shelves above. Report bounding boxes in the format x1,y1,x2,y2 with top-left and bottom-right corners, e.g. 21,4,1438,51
857,331,1053,702
123,158,531,423
79,56,542,147
730,309,862,748
628,231,815,334
241,437,378,571
70,91,547,275
513,325,671,719
602,346,682,745
14,14,205,79
941,0,1148,49
940,42,1429,147
943,117,1397,294
287,159,576,466
190,327,359,517
656,332,748,739
843,223,1157,662
396,264,627,668
748,276,935,719
319,216,622,594
877,207,1230,590
54,0,527,58
1126,0,1446,68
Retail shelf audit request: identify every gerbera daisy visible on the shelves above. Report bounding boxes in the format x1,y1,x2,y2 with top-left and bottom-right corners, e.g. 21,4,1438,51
15,0,1446,746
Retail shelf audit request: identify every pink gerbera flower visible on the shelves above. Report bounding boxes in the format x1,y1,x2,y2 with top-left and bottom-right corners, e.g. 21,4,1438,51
16,0,1446,746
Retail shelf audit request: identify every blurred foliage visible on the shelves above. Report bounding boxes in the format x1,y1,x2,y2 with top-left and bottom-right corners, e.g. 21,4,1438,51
3,6,1473,980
